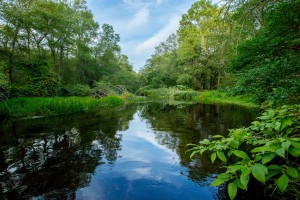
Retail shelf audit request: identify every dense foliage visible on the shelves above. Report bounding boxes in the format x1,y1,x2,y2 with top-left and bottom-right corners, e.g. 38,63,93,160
0,0,138,97
139,0,300,105
189,105,300,199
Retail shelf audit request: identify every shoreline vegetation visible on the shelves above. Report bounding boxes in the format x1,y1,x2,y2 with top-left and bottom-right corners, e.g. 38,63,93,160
0,94,145,120
0,89,257,120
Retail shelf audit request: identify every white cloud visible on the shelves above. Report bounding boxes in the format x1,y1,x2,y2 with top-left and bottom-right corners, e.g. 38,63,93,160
135,16,180,53
127,7,150,31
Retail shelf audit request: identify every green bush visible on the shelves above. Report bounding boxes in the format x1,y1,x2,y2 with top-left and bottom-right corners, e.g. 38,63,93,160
188,105,300,199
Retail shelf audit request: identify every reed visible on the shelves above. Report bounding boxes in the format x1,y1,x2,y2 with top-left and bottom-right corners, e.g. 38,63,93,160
0,96,125,119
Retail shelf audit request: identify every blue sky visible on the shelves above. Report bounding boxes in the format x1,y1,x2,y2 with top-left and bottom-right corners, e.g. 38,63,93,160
86,0,199,71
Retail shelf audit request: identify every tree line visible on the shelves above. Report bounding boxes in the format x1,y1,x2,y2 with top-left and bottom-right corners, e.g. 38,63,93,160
0,0,139,97
139,0,300,105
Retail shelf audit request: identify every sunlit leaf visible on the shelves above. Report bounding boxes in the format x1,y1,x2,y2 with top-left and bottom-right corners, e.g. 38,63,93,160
217,151,227,162
211,152,217,164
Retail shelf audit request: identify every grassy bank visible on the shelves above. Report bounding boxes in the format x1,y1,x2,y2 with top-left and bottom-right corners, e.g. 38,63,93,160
137,87,200,101
0,96,125,119
196,90,258,107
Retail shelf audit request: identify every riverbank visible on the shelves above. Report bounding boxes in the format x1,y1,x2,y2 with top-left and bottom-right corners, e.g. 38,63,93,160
196,90,258,108
0,94,145,120
138,87,258,107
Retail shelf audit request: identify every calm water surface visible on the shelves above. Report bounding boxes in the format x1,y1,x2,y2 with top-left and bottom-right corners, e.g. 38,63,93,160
0,103,259,200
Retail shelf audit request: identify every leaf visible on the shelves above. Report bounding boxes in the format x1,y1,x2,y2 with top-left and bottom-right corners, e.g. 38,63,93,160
268,165,282,170
190,151,198,159
200,139,210,145
233,150,250,160
288,147,300,157
217,151,227,162
212,135,224,139
251,145,271,153
240,167,251,189
262,153,276,164
280,118,293,131
277,174,289,193
281,141,291,150
230,140,240,149
275,147,286,158
228,182,237,200
211,178,227,186
286,167,298,178
251,164,267,183
211,152,217,164
291,141,300,149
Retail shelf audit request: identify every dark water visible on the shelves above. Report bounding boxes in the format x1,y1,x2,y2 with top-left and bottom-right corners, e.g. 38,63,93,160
0,103,259,200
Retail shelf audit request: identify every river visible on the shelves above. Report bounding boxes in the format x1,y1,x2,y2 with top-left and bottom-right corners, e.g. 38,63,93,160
0,102,259,199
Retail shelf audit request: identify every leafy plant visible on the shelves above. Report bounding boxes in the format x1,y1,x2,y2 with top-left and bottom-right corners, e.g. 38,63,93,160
188,105,300,199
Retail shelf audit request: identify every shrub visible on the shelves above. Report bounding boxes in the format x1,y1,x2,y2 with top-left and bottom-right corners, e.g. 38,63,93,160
188,105,300,199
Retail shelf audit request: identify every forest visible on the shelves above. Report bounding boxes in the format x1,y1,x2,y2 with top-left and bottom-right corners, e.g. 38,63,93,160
0,0,299,106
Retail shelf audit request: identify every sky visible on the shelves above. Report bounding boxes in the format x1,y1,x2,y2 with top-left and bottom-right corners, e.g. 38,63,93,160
86,0,199,71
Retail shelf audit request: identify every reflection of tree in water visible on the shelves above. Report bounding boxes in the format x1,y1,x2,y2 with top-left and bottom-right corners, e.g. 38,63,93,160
140,103,258,183
0,105,137,199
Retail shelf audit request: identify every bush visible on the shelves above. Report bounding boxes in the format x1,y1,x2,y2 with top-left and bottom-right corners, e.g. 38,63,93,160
188,105,300,199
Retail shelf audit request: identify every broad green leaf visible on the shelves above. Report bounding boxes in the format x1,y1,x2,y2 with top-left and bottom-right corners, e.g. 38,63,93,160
211,152,217,164
281,141,291,150
280,118,293,131
291,141,300,149
288,147,300,157
286,167,298,178
228,165,242,173
240,167,251,189
217,151,227,162
251,164,266,183
251,146,271,153
228,182,237,200
277,174,289,193
262,153,276,164
275,147,286,158
200,139,210,145
190,151,198,159
253,154,262,162
233,150,249,159
211,178,226,186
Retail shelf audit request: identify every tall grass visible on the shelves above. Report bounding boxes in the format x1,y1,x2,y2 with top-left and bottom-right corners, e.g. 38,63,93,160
0,96,124,119
195,90,258,107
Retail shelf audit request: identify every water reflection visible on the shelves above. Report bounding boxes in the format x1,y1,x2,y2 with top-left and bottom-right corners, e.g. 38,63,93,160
0,103,259,199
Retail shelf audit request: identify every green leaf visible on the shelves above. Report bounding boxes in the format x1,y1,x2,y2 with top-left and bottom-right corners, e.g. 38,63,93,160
268,165,282,170
212,135,224,139
217,151,227,162
228,182,237,200
190,151,197,159
200,139,210,145
291,141,300,149
286,167,298,178
275,147,286,158
240,167,251,189
211,178,226,186
230,140,240,149
211,152,217,164
251,164,267,183
233,150,250,159
280,118,293,131
288,147,300,157
281,141,291,150
277,174,289,193
262,153,276,164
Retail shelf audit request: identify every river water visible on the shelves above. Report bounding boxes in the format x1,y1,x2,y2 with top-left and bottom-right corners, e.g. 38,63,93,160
0,102,259,200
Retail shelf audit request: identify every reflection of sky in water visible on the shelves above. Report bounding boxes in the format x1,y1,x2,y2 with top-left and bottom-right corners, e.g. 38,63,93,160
76,113,217,200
